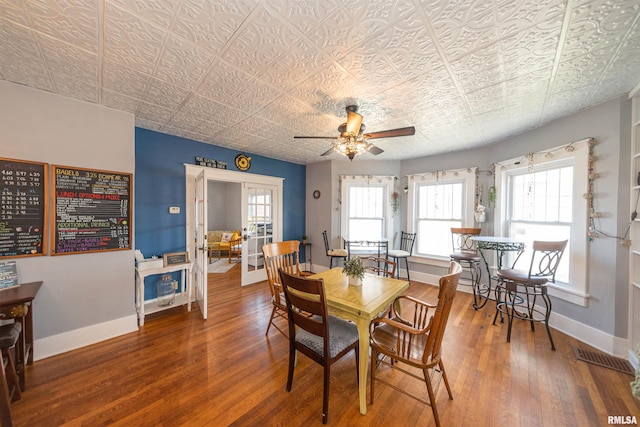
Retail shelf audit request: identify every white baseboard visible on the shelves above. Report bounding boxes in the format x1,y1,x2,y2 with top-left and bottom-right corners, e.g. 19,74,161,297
410,270,629,358
34,315,138,361
35,268,627,362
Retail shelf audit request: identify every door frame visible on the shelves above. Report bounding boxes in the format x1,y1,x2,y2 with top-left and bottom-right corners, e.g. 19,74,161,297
184,164,284,286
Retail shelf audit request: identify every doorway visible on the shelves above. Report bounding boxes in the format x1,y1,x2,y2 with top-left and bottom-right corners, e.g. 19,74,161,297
185,165,284,296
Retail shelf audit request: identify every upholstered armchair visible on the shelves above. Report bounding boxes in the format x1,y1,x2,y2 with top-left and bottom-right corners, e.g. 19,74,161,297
207,230,241,260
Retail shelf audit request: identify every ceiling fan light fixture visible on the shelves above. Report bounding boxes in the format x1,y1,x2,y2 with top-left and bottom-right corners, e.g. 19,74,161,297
333,135,371,161
293,104,415,159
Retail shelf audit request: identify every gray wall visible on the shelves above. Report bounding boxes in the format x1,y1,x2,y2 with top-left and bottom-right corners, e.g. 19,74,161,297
406,97,630,337
309,96,630,339
306,159,401,268
207,181,242,231
0,81,137,358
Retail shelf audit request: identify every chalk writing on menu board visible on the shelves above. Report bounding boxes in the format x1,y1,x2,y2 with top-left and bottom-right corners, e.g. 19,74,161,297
53,166,131,255
0,158,47,258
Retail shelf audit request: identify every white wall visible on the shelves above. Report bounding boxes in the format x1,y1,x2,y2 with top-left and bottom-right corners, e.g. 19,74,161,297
0,81,137,359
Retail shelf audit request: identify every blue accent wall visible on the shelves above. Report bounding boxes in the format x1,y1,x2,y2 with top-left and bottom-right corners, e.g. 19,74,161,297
135,128,306,298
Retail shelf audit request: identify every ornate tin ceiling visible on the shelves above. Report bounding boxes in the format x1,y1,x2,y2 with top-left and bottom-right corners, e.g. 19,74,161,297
1,0,639,164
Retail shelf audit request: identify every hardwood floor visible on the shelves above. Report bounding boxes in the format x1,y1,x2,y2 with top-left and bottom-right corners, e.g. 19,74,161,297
10,265,640,426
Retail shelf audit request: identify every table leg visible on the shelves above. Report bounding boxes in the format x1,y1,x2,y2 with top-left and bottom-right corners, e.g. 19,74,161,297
474,249,493,309
355,317,369,415
136,274,144,326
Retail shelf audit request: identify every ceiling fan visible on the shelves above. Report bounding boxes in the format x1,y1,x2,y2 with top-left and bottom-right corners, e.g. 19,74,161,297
293,105,416,160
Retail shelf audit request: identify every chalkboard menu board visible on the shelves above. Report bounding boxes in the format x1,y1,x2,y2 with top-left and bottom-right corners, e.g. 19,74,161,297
0,158,47,258
53,165,131,255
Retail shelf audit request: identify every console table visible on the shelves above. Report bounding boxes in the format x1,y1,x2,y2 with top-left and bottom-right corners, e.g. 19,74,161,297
135,261,193,326
0,280,42,391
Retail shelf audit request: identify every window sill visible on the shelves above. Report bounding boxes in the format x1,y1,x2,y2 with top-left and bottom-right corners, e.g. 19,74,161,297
409,256,589,306
408,254,451,268
547,282,589,307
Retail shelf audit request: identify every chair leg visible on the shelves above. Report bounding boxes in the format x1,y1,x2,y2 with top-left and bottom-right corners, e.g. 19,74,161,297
0,361,12,427
439,360,453,400
505,290,515,343
404,257,410,282
542,292,556,350
2,348,20,402
265,306,277,335
322,364,330,424
286,344,295,392
424,367,442,427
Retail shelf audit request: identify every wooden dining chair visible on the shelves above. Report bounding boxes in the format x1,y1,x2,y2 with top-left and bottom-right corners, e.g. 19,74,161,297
362,256,396,278
493,240,568,350
0,322,23,427
262,240,310,337
279,269,359,425
369,261,462,427
227,235,242,263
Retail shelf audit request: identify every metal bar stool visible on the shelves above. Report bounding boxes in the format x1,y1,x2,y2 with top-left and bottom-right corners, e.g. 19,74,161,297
492,240,568,350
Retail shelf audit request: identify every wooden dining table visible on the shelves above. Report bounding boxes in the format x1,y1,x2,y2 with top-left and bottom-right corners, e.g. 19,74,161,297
309,267,410,415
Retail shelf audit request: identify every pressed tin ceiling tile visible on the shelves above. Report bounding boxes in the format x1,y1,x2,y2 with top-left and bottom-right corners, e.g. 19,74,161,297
0,0,638,163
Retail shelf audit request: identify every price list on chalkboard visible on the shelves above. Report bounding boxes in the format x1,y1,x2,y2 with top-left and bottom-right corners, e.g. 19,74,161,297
0,158,47,258
53,166,131,255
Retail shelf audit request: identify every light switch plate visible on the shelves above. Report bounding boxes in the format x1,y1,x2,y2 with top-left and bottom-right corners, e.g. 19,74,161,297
169,206,180,214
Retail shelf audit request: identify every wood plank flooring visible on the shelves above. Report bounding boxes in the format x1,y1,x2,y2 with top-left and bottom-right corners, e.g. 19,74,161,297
10,265,640,426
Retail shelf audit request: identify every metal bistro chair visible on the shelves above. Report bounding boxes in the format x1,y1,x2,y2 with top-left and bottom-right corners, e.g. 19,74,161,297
492,240,568,350
449,228,483,309
322,230,347,269
387,232,416,282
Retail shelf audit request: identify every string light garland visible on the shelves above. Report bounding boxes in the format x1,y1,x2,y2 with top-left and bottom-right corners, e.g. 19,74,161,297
473,138,625,243
401,138,626,244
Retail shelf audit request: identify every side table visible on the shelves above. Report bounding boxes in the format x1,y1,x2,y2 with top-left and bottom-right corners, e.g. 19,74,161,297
0,280,42,391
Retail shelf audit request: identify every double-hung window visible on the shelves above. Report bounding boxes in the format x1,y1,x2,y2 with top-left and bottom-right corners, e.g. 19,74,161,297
407,168,476,258
340,175,394,241
495,139,590,305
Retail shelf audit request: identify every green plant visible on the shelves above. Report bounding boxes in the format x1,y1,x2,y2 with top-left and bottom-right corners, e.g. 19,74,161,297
342,256,365,280
302,234,307,240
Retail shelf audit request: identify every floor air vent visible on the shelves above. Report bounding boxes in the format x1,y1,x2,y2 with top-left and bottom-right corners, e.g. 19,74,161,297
574,347,635,376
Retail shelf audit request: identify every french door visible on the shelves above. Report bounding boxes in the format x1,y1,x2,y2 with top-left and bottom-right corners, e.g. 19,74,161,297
185,165,283,296
241,183,278,286
194,169,208,319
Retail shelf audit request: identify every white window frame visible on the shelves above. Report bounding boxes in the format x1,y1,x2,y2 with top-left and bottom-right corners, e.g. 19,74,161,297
340,175,395,241
494,139,590,306
407,168,477,261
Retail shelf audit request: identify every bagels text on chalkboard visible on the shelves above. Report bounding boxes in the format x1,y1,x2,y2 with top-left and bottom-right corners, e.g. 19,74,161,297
53,165,132,255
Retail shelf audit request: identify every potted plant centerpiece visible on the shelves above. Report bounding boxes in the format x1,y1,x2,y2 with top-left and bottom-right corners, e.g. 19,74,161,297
302,234,307,245
343,256,365,286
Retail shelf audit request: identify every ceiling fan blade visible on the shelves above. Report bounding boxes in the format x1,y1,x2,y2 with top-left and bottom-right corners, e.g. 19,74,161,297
345,110,363,135
321,147,336,156
368,145,384,155
293,136,340,140
364,126,415,139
